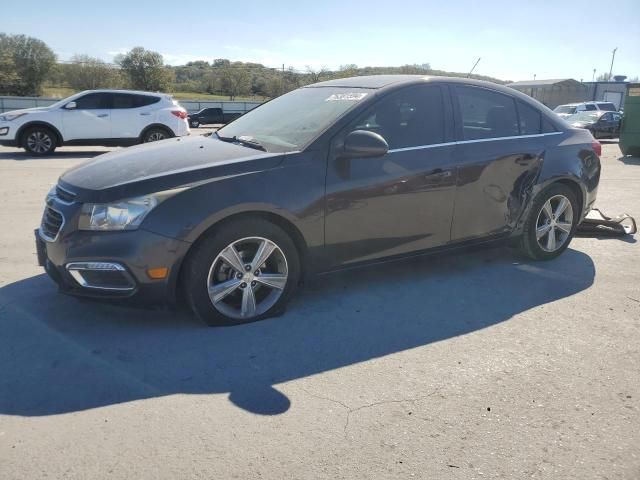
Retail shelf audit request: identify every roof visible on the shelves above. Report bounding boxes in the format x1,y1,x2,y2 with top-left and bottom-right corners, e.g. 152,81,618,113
306,74,511,91
78,89,168,96
508,78,586,88
306,75,431,89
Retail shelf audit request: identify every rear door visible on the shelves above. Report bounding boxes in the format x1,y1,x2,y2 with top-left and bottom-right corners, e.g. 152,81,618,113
324,84,457,265
61,92,111,140
110,93,161,139
450,85,557,241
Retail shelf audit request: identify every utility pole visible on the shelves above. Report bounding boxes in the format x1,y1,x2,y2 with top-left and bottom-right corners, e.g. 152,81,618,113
467,57,481,78
608,48,617,81
592,68,596,81
282,63,285,95
533,74,537,80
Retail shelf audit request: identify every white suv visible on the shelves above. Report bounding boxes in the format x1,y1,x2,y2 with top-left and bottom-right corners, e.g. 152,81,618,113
553,101,617,118
0,89,190,155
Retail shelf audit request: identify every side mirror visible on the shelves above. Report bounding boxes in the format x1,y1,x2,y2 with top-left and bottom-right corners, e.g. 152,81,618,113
341,130,389,159
64,101,77,110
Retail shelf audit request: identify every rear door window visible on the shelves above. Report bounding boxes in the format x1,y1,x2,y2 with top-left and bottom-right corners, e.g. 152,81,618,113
584,104,597,111
111,94,136,109
455,86,518,140
350,85,446,149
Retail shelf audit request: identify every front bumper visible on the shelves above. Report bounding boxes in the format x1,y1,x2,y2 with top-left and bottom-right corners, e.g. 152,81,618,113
36,220,191,305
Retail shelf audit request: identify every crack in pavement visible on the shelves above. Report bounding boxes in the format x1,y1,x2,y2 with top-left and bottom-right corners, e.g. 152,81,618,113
300,386,441,438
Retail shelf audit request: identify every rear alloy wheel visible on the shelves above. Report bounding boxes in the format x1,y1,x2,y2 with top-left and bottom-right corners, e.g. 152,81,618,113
518,184,579,260
143,128,171,143
184,218,301,326
23,127,56,155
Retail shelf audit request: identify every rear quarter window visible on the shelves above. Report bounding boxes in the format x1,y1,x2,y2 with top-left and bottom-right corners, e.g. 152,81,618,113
516,100,541,135
597,103,616,111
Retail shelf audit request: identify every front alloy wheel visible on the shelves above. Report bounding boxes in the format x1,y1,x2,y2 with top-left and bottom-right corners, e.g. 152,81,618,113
208,237,288,320
184,218,301,326
24,128,56,155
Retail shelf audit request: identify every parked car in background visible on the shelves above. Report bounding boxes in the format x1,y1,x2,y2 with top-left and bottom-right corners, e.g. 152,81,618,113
36,75,601,326
0,90,189,155
553,101,618,118
188,108,242,128
565,110,622,139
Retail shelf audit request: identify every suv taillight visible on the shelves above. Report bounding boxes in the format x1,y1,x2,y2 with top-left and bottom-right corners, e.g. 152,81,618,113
592,139,602,157
171,110,188,119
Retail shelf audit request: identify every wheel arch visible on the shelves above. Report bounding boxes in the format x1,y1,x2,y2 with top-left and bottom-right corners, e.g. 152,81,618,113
16,121,63,147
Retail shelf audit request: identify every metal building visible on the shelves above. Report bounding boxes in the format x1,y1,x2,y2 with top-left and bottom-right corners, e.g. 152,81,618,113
507,79,588,108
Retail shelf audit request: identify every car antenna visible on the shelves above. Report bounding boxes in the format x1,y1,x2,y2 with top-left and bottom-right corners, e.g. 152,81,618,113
467,57,481,78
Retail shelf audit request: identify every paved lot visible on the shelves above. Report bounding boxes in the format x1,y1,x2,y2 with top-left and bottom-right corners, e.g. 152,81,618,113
0,140,639,479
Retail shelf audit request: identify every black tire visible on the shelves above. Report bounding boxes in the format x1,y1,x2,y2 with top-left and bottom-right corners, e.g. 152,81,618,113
190,120,200,128
142,127,172,143
518,183,580,261
183,218,301,326
22,126,57,155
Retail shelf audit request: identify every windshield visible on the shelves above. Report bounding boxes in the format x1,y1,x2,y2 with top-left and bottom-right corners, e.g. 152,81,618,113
566,112,600,123
216,87,370,153
554,105,576,114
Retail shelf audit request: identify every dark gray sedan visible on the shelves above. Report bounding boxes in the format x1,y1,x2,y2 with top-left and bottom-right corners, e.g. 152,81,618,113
36,75,601,326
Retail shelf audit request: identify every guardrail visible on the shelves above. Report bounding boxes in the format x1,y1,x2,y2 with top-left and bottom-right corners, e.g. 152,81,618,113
0,96,262,114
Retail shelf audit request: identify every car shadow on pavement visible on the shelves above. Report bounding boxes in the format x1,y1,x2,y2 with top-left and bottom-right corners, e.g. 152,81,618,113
0,151,110,161
0,246,595,417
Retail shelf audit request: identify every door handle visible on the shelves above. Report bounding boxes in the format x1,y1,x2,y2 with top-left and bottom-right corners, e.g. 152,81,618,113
97,113,109,118
139,112,151,116
425,169,452,179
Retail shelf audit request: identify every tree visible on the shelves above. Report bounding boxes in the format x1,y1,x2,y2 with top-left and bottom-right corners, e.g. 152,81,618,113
0,33,56,95
219,63,251,100
65,54,122,90
116,47,171,91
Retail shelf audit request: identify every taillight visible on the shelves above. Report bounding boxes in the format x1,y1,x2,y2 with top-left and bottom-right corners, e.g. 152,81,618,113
171,110,188,119
592,139,602,157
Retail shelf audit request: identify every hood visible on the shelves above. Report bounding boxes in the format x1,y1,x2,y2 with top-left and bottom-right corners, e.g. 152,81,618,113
59,135,287,202
2,106,52,116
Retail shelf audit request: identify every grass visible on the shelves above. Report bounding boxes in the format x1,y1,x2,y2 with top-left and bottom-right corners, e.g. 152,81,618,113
41,86,264,102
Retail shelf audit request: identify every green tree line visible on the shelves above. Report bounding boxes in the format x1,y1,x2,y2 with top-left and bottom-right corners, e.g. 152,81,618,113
1,32,508,99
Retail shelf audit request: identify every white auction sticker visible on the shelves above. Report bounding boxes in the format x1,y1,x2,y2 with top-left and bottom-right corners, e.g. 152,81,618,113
325,92,368,101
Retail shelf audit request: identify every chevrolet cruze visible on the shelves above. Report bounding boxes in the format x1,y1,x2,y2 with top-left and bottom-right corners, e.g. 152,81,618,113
36,75,601,326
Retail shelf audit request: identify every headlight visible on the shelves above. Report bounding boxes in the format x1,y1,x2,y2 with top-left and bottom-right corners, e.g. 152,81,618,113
78,195,159,231
0,113,28,122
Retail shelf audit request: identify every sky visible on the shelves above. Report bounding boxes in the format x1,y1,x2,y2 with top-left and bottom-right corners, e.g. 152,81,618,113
3,0,640,82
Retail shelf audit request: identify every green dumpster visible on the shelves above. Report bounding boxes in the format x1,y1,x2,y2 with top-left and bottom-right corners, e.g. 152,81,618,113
620,83,640,156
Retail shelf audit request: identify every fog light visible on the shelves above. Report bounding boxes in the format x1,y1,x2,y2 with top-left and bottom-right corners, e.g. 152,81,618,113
147,267,169,279
0,127,8,135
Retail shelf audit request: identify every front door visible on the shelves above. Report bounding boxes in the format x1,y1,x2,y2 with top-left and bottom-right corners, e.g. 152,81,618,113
324,84,457,266
61,92,111,140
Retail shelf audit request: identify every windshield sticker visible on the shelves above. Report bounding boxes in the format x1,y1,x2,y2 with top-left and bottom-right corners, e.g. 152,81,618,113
325,92,368,102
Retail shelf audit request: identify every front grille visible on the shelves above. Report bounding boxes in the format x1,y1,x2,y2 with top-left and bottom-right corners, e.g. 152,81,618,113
40,207,64,241
55,185,76,203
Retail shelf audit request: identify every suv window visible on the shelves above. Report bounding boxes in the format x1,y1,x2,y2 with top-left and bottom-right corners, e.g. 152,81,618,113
349,85,445,149
111,94,160,109
584,104,597,111
74,93,110,109
516,100,541,135
455,86,518,140
597,102,616,111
